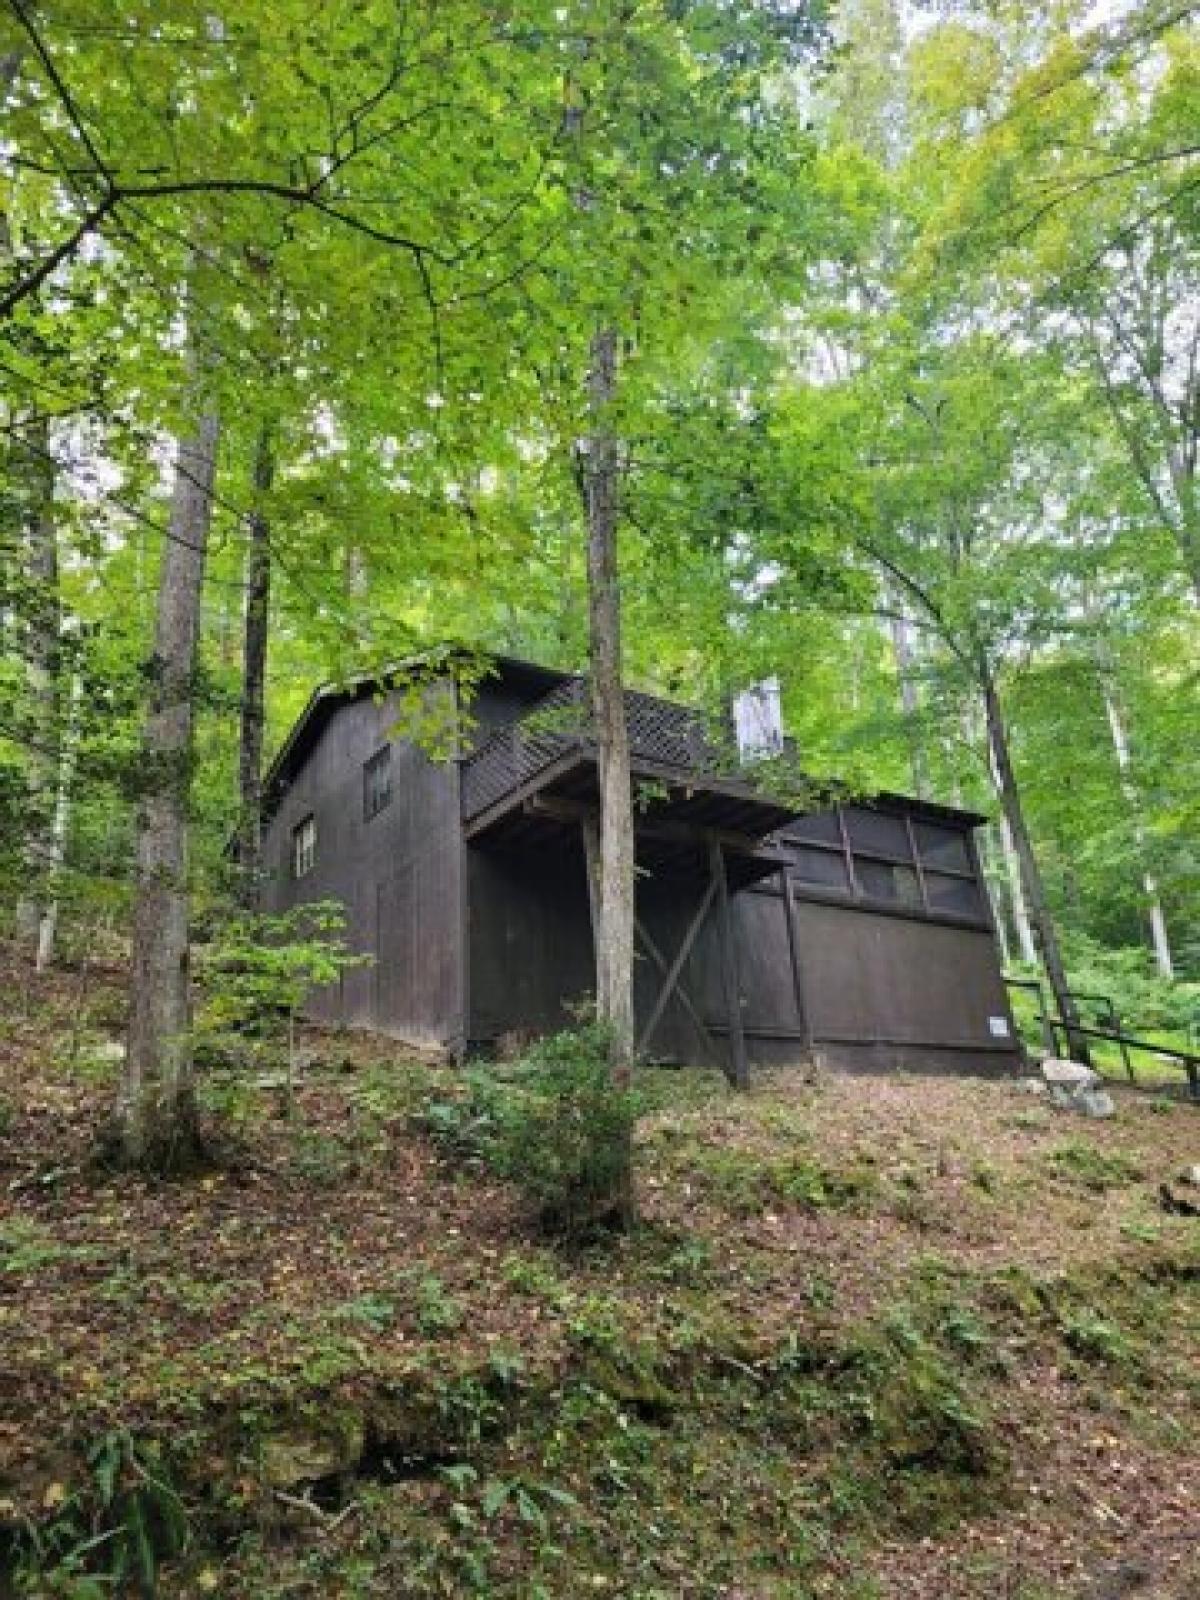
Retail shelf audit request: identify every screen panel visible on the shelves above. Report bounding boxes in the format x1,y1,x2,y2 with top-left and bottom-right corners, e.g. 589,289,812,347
844,807,912,861
790,845,851,892
924,871,983,917
856,857,923,909
914,821,971,874
785,810,844,847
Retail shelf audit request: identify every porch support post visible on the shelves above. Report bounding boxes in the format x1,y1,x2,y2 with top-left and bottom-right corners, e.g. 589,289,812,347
581,814,601,950
710,839,749,1088
780,863,814,1052
634,883,719,1060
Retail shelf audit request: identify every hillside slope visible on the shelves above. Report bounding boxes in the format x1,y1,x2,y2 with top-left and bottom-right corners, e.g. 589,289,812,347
1,943,1197,1598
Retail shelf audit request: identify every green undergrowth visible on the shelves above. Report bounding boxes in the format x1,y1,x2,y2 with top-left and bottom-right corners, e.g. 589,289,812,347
1045,1137,1145,1191
4,1013,1198,1597
677,1143,880,1214
417,1024,638,1238
0,1303,1002,1595
6,1234,1196,1597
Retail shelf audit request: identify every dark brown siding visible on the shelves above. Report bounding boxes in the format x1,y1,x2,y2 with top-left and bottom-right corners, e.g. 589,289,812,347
260,682,464,1048
263,661,1019,1078
465,845,1019,1076
788,898,1018,1072
633,876,807,1063
466,842,595,1042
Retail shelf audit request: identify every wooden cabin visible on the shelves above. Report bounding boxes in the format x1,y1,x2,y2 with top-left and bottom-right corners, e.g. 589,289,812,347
259,655,1023,1080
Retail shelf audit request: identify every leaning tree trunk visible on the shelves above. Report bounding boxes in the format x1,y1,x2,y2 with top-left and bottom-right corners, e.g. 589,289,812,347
978,823,1012,967
996,809,1038,966
983,717,1038,967
980,663,1086,1061
1098,676,1174,979
235,419,274,909
14,413,60,953
584,326,636,1088
887,595,928,800
112,402,220,1171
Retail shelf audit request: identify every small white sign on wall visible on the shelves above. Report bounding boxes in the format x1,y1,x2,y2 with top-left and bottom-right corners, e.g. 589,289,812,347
988,1016,1011,1039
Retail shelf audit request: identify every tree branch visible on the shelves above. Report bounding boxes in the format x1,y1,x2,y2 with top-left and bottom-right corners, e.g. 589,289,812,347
9,0,111,177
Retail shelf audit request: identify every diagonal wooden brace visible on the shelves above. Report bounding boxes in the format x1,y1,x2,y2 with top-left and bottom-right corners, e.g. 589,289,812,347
634,909,721,1067
634,877,719,1057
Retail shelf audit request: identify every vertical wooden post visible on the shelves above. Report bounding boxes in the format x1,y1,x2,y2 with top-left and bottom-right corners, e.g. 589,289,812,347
581,814,601,958
904,814,929,913
780,864,813,1052
710,839,748,1088
836,805,858,897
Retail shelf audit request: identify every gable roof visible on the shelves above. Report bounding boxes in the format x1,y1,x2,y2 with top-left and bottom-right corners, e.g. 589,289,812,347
261,651,568,820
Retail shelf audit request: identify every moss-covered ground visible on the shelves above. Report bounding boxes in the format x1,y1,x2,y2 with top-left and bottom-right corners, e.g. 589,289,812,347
1,942,1197,1598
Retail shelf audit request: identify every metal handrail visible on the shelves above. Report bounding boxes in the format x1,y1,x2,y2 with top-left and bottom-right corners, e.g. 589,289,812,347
1007,967,1199,1097
1044,1016,1199,1100
1004,977,1139,1076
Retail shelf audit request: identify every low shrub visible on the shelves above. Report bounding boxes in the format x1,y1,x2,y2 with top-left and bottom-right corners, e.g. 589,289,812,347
420,1025,638,1239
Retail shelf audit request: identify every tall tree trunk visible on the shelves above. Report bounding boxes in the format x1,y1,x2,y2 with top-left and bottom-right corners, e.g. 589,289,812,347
980,663,1085,1059
14,413,60,953
1099,677,1175,979
1166,444,1200,607
235,420,274,909
578,324,635,1229
584,326,635,1086
112,401,220,1171
35,672,80,971
953,712,1018,966
969,704,1039,966
982,713,1039,967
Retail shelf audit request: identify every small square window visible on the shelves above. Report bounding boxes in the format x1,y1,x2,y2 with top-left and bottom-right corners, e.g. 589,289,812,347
292,814,316,879
363,745,392,820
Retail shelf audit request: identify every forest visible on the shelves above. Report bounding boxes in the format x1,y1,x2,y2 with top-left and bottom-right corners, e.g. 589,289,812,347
1,2,1198,1597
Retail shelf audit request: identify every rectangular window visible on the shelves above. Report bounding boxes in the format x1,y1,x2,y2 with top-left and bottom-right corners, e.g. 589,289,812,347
844,807,911,862
363,745,392,821
784,803,986,925
292,814,316,879
785,811,843,847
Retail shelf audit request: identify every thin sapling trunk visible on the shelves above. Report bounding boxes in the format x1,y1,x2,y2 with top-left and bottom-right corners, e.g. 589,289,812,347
582,322,634,1227
236,419,274,908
